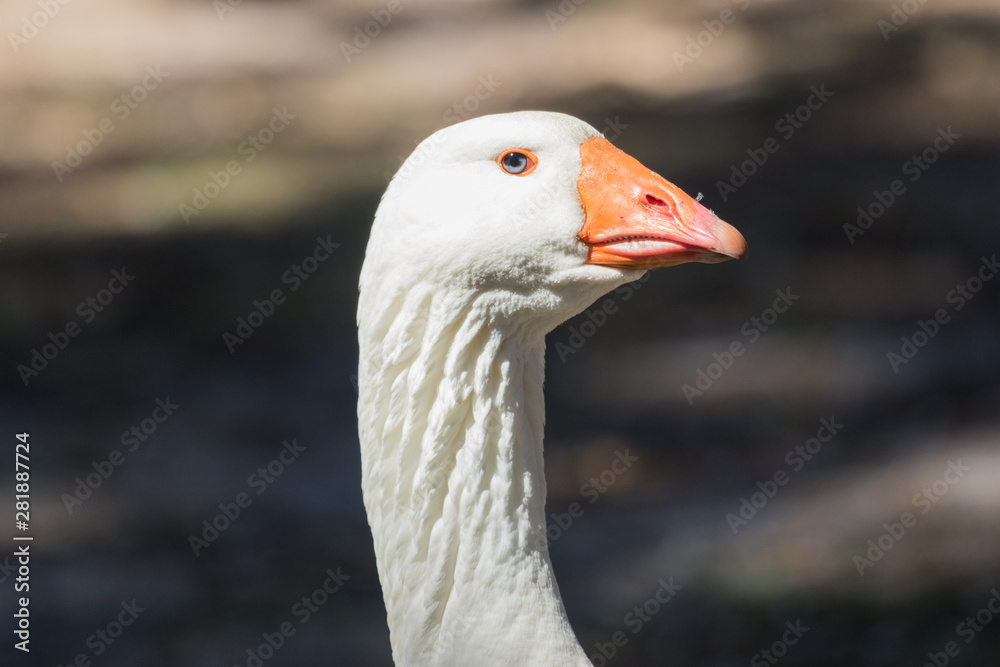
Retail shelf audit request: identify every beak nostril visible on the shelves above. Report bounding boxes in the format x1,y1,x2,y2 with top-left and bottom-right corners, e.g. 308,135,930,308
644,193,667,207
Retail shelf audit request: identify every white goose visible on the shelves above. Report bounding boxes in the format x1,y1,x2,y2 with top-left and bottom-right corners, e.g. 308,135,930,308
357,111,747,666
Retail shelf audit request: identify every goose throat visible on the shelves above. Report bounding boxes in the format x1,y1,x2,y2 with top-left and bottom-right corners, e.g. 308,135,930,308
358,287,589,666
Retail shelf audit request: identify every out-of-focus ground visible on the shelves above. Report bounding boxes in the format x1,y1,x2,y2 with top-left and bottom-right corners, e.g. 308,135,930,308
1,0,999,665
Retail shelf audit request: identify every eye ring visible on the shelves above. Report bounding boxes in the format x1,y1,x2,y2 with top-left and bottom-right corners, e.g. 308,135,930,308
497,149,538,176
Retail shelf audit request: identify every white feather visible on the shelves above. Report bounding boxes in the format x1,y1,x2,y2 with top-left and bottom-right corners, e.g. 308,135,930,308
358,111,645,666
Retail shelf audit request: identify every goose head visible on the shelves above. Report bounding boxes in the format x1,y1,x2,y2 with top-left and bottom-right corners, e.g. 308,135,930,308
360,110,746,333
357,110,747,666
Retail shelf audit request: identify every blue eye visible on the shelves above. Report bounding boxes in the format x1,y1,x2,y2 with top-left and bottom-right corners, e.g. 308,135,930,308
498,149,537,176
502,152,527,173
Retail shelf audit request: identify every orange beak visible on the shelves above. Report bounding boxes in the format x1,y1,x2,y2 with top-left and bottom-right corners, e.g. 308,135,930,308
577,137,748,268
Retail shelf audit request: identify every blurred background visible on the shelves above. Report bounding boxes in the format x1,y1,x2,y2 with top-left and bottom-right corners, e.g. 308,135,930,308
1,0,999,665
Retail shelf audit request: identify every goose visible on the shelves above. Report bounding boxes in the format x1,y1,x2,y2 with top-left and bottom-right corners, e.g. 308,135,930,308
357,110,747,666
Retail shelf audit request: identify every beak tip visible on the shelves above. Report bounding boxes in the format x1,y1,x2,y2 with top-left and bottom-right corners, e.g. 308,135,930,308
710,218,748,262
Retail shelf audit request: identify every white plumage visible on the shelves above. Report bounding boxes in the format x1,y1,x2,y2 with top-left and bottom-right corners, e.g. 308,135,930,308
357,111,746,666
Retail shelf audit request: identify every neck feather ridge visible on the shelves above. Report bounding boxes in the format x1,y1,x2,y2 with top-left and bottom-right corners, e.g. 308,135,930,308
358,285,589,666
